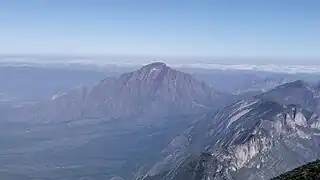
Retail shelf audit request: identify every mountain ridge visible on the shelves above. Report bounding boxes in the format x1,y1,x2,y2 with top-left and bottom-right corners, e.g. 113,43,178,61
141,80,320,180
256,80,320,114
4,62,228,123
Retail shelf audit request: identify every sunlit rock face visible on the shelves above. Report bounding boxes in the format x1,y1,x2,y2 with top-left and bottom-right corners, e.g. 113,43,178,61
140,80,320,180
142,98,320,180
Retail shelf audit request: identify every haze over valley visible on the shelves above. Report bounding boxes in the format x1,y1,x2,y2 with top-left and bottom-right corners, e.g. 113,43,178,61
0,61,319,180
0,1,320,180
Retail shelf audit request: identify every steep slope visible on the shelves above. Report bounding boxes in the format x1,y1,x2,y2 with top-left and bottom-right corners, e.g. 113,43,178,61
5,62,227,122
271,159,320,180
142,98,320,180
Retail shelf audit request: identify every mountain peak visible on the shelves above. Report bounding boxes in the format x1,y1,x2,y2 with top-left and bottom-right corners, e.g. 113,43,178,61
143,62,167,68
134,62,172,82
140,62,168,73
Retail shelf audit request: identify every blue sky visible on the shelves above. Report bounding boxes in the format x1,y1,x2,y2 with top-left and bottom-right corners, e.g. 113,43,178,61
0,0,319,59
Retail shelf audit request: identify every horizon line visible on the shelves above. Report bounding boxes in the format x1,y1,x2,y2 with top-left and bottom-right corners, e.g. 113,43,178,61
0,53,319,61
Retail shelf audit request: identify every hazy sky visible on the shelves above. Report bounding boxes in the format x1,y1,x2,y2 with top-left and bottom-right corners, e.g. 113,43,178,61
0,0,319,59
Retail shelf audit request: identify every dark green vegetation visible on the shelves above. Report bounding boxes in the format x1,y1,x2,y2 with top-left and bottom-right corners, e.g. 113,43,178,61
271,160,320,180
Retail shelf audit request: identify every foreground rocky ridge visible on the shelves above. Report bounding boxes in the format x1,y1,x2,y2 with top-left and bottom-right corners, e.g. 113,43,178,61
141,80,320,180
142,100,320,180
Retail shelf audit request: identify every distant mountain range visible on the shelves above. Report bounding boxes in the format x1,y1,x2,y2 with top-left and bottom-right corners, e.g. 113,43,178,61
140,80,320,180
4,62,231,123
1,61,320,103
1,57,320,73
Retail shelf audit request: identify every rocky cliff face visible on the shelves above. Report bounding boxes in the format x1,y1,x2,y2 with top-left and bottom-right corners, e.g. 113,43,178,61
142,97,320,180
5,62,227,123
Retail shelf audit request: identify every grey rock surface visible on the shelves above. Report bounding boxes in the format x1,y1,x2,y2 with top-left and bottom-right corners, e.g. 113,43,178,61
142,81,320,180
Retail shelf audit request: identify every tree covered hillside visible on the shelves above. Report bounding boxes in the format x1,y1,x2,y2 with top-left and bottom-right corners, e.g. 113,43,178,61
271,160,320,180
